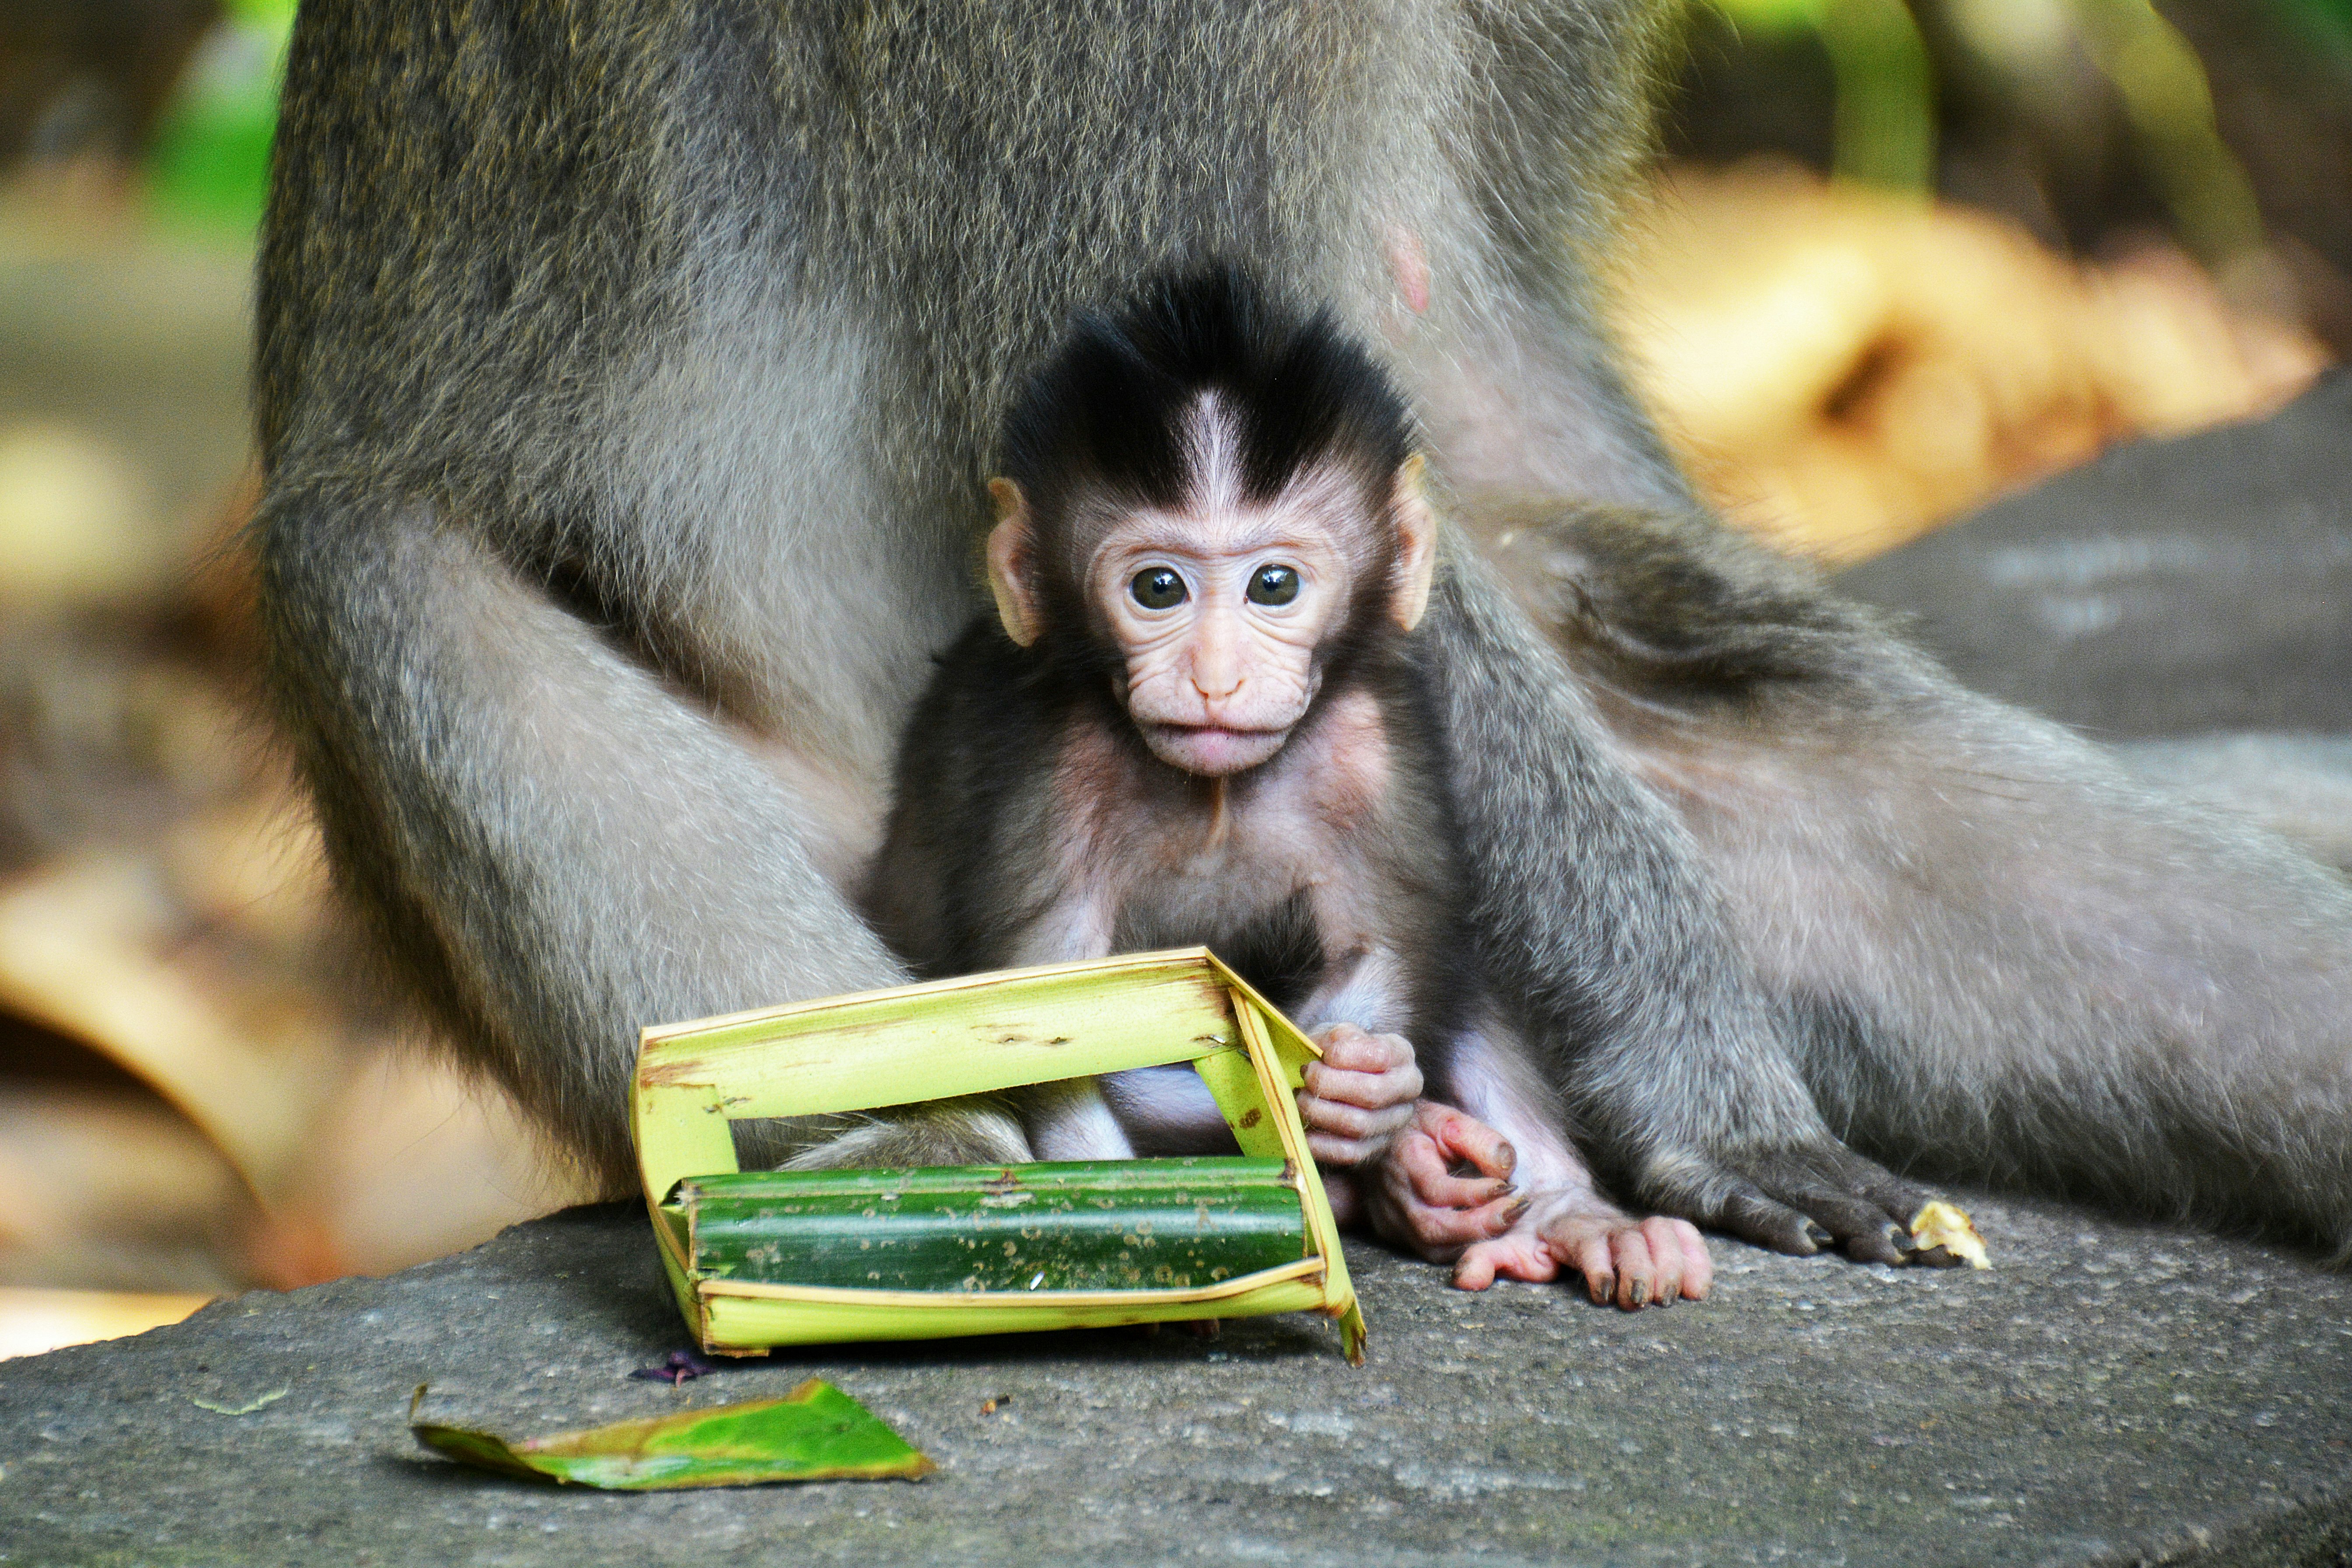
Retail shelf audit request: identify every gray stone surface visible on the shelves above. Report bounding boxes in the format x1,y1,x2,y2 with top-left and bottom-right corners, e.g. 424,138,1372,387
5,1198,2351,1566
1837,369,2352,739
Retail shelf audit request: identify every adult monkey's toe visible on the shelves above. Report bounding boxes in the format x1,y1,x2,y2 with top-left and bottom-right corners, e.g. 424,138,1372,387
1676,1142,1943,1267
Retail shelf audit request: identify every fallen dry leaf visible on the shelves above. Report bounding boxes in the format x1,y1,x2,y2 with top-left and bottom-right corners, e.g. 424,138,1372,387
0,1286,212,1359
1610,160,2331,562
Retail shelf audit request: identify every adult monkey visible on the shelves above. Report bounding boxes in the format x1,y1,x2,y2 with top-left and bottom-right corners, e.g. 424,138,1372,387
255,3,2352,1270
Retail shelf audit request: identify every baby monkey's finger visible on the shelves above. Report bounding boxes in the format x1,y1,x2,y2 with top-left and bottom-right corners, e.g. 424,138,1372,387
1450,1231,1559,1292
1394,1192,1527,1250
1635,1215,1685,1306
1311,1025,1415,1073
1391,1129,1511,1208
1399,1139,1514,1209
1662,1217,1713,1300
1300,1060,1424,1111
1297,1093,1415,1143
1561,1232,1615,1307
1307,1131,1398,1166
1412,1170,1517,1210
1412,1101,1517,1180
1608,1227,1657,1310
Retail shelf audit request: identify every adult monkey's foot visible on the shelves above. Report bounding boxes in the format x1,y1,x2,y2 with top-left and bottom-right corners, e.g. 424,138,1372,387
1666,1139,1949,1266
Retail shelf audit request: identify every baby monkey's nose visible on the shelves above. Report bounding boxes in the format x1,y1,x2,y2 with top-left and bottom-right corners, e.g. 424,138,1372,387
1188,615,1247,700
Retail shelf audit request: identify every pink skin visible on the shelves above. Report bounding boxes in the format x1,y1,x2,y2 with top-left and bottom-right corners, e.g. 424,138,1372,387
984,422,1435,768
1085,473,1363,778
1303,1027,1711,1311
1456,1200,1716,1311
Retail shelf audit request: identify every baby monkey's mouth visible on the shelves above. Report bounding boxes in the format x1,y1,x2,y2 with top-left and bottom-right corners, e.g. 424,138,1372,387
1143,720,1293,777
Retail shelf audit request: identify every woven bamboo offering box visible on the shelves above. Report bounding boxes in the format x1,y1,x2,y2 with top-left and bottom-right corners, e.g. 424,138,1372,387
631,948,1366,1362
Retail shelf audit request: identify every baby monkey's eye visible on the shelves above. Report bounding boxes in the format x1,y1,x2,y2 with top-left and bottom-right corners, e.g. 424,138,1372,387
1246,564,1301,606
1130,567,1188,610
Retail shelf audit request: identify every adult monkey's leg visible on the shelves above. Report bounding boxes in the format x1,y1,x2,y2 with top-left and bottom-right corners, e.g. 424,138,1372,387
1409,68,2352,1252
1452,494,2352,1261
1386,6,1948,1258
1415,545,1930,1263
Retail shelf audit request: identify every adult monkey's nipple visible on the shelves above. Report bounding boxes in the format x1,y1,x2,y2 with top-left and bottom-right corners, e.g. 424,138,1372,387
1389,225,1430,316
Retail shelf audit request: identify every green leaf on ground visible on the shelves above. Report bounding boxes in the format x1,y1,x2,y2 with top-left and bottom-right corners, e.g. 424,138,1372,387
408,1379,935,1490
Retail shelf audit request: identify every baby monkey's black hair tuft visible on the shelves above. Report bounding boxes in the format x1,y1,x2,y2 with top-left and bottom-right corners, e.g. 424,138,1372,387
1000,262,1417,517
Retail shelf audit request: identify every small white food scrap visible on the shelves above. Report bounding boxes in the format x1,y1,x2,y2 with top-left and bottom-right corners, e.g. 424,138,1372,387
1909,1201,1991,1269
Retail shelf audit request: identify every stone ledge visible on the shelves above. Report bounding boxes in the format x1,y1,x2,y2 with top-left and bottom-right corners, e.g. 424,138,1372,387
4,1194,2349,1566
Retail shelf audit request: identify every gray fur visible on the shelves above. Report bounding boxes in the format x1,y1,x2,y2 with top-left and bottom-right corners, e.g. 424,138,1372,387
252,0,2352,1267
1485,507,2352,1258
2112,735,2352,875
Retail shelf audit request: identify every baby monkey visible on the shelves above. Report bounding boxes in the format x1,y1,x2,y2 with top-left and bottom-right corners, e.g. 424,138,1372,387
866,265,1709,1309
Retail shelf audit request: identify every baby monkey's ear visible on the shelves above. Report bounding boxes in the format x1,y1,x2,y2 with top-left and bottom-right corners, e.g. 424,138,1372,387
985,478,1043,647
1390,454,1437,633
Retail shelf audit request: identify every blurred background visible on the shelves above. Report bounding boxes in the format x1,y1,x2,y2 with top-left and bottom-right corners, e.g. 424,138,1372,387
0,0,2341,1356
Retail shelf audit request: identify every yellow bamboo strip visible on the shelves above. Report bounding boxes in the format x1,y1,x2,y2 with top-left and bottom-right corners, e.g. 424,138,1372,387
643,948,1219,1044
634,1083,741,1199
639,953,1237,1124
696,1254,1325,1309
1225,986,1362,1358
645,1195,712,1343
1190,1044,1291,1158
698,1276,1335,1351
1228,997,1337,1274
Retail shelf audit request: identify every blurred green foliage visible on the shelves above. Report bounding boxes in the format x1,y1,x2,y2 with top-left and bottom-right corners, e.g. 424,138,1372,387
2281,0,2352,42
143,0,291,233
1703,0,2286,261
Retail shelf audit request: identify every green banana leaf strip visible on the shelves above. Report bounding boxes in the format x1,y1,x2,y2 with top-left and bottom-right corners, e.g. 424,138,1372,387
409,1379,934,1489
672,1157,1307,1292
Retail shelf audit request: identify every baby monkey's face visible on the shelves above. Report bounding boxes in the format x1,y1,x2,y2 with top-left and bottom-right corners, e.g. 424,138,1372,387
1085,476,1363,776
986,453,1435,781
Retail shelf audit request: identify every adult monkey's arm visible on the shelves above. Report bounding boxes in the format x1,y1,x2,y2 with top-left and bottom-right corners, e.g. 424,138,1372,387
1393,5,1929,1258
253,497,1031,1190
1421,542,1927,1263
251,0,1054,1190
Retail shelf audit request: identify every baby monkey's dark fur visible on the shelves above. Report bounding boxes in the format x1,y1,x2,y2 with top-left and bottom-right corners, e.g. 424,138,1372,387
869,269,1477,1100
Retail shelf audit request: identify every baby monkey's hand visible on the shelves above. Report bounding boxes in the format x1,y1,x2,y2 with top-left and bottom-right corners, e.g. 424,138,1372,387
1296,1023,1423,1165
1300,1031,1525,1256
1361,1101,1526,1258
